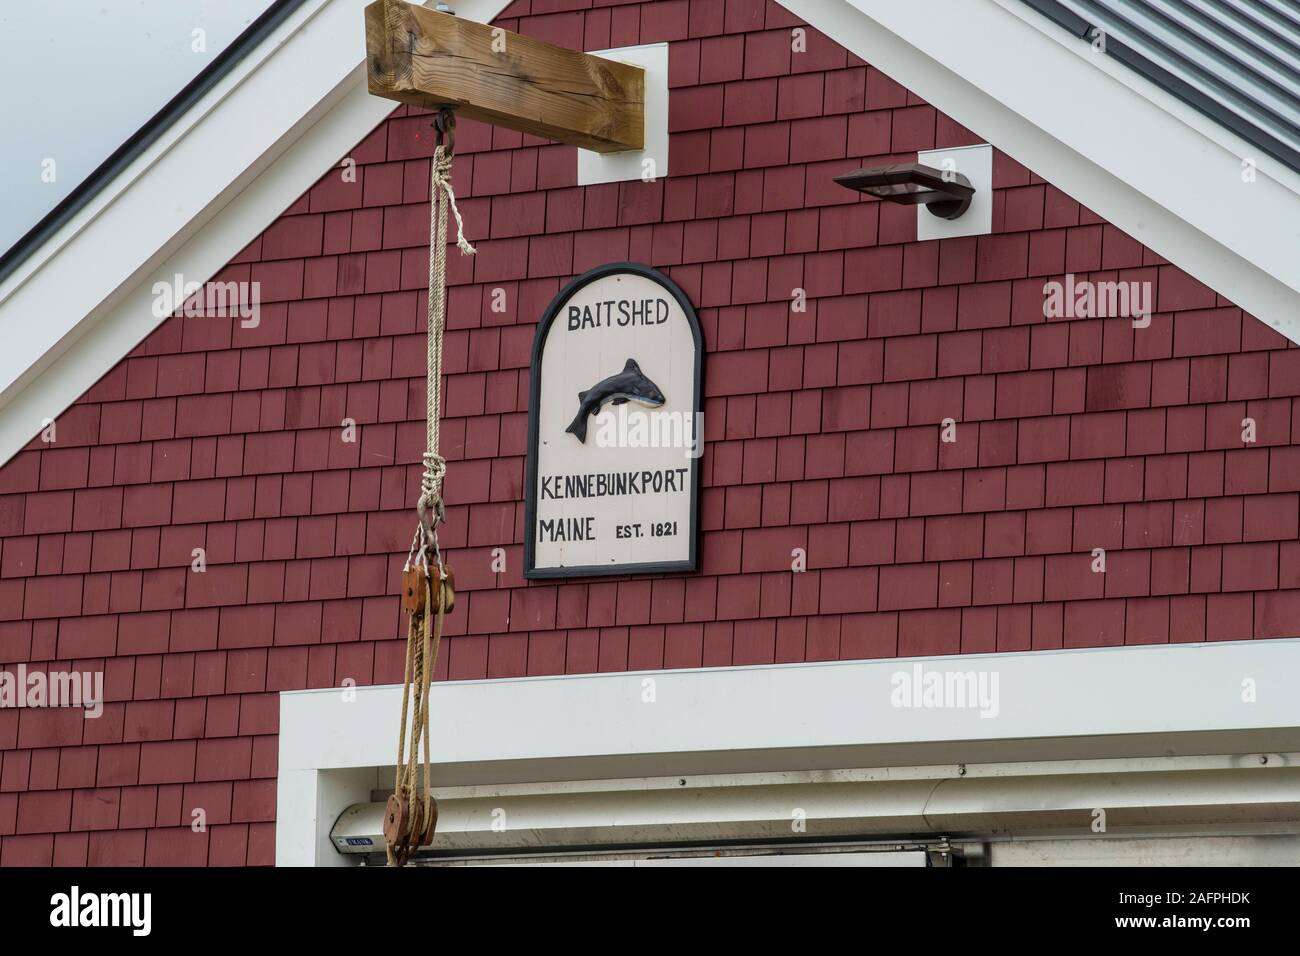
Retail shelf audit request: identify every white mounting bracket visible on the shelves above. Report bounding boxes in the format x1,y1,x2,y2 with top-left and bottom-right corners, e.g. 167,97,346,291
577,43,669,186
916,143,993,241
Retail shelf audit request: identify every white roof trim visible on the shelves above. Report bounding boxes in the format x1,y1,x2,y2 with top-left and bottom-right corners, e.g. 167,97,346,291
0,0,509,466
2,0,1299,467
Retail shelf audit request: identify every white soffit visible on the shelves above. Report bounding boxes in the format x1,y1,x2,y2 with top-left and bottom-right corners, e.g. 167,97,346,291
782,0,1300,339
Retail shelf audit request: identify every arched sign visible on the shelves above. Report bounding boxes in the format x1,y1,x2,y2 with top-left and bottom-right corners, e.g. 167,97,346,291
524,263,703,578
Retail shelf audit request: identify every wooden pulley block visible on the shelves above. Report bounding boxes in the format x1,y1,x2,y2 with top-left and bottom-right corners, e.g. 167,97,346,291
402,566,427,613
423,796,439,845
439,563,456,615
413,796,439,848
383,792,411,848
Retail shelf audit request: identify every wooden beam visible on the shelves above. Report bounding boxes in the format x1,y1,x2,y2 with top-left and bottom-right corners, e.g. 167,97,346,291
365,0,644,153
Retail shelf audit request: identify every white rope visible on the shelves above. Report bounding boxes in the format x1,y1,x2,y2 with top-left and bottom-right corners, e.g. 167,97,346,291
420,143,475,531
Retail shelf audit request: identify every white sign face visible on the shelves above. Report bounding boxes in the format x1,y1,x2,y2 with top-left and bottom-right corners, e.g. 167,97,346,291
525,264,702,577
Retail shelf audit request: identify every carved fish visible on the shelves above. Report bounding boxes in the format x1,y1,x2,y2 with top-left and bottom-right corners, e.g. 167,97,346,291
565,358,666,443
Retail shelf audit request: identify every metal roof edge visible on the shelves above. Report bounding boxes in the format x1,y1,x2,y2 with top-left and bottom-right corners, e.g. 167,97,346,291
1019,0,1300,175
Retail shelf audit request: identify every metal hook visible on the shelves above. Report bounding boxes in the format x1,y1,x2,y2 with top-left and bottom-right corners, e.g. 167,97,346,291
431,107,457,155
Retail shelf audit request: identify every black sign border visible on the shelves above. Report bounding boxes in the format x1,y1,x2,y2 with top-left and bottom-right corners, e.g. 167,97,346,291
524,262,704,579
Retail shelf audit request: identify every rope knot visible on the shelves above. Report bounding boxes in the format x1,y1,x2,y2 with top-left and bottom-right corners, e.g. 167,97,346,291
420,451,446,504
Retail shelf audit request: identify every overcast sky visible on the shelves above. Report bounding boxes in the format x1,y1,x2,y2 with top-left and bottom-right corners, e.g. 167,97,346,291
0,0,277,257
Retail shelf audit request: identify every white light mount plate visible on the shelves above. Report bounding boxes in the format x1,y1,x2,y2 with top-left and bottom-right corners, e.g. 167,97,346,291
916,143,993,240
577,43,669,186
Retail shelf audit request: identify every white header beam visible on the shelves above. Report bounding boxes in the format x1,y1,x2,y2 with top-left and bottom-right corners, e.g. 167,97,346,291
281,639,1300,781
278,639,1300,864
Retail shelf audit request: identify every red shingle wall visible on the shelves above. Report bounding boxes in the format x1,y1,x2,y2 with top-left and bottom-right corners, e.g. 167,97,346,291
1,0,1298,865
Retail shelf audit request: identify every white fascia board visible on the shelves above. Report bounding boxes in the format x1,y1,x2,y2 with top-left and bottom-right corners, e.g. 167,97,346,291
782,0,1300,339
0,0,359,395
0,71,388,465
0,0,511,467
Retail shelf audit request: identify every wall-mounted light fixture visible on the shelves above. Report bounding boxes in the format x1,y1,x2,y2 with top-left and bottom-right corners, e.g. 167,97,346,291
833,162,975,220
